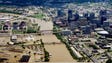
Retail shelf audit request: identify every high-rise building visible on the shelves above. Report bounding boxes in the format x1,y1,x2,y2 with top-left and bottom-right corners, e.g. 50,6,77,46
57,9,64,17
74,13,79,21
99,10,107,16
90,24,97,30
89,12,95,20
83,13,89,18
81,25,91,34
100,16,107,25
68,10,73,21
103,21,109,27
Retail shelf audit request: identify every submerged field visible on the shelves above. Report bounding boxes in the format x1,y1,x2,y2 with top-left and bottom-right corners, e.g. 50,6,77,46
45,44,75,62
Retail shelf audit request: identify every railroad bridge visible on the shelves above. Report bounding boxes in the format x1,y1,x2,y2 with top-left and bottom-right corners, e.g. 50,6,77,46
39,30,61,35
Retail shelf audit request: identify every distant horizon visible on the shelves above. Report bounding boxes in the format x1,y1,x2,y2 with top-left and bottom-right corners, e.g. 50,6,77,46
0,0,111,6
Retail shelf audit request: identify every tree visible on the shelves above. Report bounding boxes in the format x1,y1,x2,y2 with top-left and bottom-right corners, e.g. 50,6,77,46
33,41,36,44
44,50,50,62
28,51,31,55
26,27,36,33
40,39,44,47
14,55,17,58
21,45,25,49
34,53,36,56
106,59,112,63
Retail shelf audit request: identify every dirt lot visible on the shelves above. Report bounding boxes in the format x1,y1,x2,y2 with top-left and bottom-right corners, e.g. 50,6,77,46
0,37,10,45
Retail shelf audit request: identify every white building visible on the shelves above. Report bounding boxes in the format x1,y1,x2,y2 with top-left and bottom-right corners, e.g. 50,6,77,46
70,47,82,58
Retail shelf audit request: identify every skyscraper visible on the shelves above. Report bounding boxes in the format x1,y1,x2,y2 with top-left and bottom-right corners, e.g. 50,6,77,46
68,10,73,21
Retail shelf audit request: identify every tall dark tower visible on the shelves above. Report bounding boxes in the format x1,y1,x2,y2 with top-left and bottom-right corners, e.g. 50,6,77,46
68,10,73,21
74,13,79,21
99,10,107,16
83,13,89,18
99,10,107,25
57,9,62,17
100,16,107,25
88,12,95,21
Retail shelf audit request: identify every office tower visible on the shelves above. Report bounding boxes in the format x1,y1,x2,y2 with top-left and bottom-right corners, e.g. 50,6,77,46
57,9,63,17
99,10,107,16
89,12,95,20
68,9,73,21
103,21,109,27
81,25,91,34
100,16,107,25
74,13,79,21
83,13,89,18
